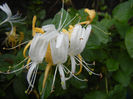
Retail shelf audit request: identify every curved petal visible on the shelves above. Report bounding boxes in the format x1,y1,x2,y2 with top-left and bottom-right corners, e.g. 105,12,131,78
80,25,91,52
58,64,66,90
0,3,12,17
42,24,56,32
69,24,82,55
29,33,48,63
65,56,76,80
42,30,59,42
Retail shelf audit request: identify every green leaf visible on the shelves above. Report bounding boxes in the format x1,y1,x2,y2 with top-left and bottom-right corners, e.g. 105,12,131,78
38,73,53,99
92,22,110,44
87,19,112,49
125,27,133,58
82,48,108,62
105,58,119,72
114,21,130,38
113,1,133,23
118,51,133,76
0,54,16,71
100,18,114,29
129,0,133,7
41,19,52,26
13,75,28,99
108,84,126,99
86,32,101,49
113,70,130,87
83,91,107,99
78,9,88,22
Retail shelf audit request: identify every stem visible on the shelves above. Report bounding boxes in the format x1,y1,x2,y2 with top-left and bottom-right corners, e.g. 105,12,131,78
105,75,108,94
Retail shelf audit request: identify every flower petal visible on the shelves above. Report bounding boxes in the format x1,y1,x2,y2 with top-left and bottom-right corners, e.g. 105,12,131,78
42,24,56,32
56,34,63,48
50,33,69,64
58,64,66,90
29,33,48,63
65,56,76,80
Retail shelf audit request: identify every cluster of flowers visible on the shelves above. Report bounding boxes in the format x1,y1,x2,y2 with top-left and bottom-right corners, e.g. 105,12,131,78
0,3,24,48
0,3,102,94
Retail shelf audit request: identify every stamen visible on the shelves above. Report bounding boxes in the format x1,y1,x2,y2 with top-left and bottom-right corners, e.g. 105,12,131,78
75,54,82,75
63,65,88,81
0,62,32,74
74,56,100,76
63,66,69,74
13,57,29,68
75,56,94,67
58,11,68,31
62,15,77,29
58,1,64,29
29,66,38,94
11,12,21,18
26,65,38,94
92,25,111,35
3,40,29,50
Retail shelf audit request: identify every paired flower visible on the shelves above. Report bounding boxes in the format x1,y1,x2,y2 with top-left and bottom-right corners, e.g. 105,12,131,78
0,4,102,95
0,3,25,34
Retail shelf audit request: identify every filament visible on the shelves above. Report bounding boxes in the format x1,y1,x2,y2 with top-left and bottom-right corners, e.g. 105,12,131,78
3,40,29,50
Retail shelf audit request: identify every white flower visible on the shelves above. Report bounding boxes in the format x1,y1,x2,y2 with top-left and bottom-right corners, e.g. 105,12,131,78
50,32,69,90
69,24,91,56
0,3,25,34
50,33,69,65
27,33,48,88
27,28,60,91
67,24,100,80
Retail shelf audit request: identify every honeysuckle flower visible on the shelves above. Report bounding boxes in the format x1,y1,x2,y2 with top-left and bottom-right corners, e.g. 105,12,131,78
2,27,24,48
26,33,50,92
50,32,69,90
62,8,102,80
0,3,25,34
25,24,62,93
65,25,101,80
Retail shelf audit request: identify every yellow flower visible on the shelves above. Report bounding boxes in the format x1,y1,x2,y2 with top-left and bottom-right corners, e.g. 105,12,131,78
3,27,24,48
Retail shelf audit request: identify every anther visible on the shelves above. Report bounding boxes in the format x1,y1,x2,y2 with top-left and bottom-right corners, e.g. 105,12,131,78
25,90,28,94
93,61,95,65
84,79,88,81
99,73,103,78
80,38,83,40
8,66,12,69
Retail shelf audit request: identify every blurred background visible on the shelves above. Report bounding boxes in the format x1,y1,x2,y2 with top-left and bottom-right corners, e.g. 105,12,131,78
0,0,133,99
